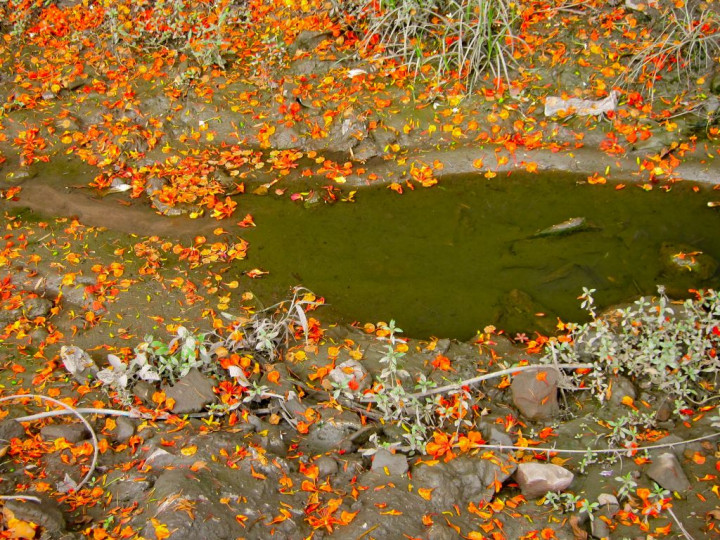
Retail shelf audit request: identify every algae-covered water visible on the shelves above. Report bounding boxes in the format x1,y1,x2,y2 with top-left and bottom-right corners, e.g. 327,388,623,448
239,173,720,338
7,158,720,339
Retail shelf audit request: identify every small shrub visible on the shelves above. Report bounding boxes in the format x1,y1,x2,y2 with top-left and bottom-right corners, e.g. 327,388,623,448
217,287,320,362
544,287,720,415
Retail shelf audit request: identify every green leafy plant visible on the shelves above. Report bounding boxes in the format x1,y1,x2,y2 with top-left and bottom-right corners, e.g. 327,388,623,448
96,325,211,401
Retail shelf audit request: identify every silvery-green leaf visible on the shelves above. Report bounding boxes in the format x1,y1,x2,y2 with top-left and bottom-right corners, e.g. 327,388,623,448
60,346,96,375
96,368,116,386
137,364,160,382
228,365,250,386
107,354,124,370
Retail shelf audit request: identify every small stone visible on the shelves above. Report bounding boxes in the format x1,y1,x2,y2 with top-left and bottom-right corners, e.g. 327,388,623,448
511,367,559,421
22,296,53,319
608,375,636,405
105,471,152,503
29,327,49,343
592,493,619,539
0,419,25,443
426,523,458,540
487,426,514,448
591,517,611,539
315,456,339,477
412,454,517,511
655,398,673,422
647,452,691,492
283,397,309,418
544,91,618,117
515,462,574,499
597,493,619,509
40,423,90,444
371,448,409,476
258,425,288,457
162,368,216,414
302,409,362,454
660,242,718,281
108,416,136,443
144,448,175,468
132,381,155,404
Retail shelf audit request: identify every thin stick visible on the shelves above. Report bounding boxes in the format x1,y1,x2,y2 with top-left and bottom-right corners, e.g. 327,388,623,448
464,432,720,456
0,495,42,503
359,363,595,402
666,506,696,540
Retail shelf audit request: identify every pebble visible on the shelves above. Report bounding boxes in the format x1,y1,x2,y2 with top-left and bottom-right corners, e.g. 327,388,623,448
647,452,691,492
511,367,559,421
514,462,574,499
371,448,409,476
40,423,90,444
162,368,216,414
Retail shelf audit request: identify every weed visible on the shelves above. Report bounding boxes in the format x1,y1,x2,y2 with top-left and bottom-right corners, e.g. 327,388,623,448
339,0,526,89
624,3,720,99
217,287,319,362
544,287,720,416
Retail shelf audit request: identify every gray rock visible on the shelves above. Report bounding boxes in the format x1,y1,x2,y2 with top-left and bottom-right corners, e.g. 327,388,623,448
288,30,332,55
0,307,21,324
0,418,25,443
608,375,636,405
141,468,243,540
371,449,409,476
301,409,362,454
108,416,136,443
531,217,590,238
515,462,574,499
22,296,53,319
256,424,289,457
105,470,152,503
283,397,309,419
29,327,49,343
511,367,560,421
59,345,98,384
40,423,90,444
487,426,514,448
412,454,516,511
647,452,691,492
651,434,702,459
426,523,459,540
496,289,558,336
162,368,216,414
258,363,295,396
592,493,619,539
544,91,618,117
3,494,66,533
132,380,155,404
316,456,339,477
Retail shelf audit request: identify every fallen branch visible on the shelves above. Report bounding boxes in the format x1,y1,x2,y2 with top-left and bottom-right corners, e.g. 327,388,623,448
359,363,595,402
457,432,720,457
